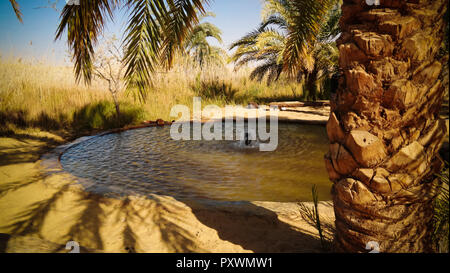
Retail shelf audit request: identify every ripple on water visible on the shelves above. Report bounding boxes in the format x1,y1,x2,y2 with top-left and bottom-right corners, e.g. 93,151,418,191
60,123,331,202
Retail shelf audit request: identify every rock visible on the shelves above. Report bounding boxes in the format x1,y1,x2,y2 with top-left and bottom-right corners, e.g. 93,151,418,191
327,112,346,143
330,143,359,175
156,119,165,126
344,130,387,167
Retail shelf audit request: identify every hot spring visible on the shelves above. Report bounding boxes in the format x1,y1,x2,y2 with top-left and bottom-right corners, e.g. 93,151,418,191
60,122,331,202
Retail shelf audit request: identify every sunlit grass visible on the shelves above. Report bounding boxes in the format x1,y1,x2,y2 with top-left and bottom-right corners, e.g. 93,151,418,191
0,58,306,135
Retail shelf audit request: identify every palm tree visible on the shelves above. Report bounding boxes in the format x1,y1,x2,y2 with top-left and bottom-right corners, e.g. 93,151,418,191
9,0,209,101
324,0,448,252
184,12,226,68
228,21,286,84
229,0,339,100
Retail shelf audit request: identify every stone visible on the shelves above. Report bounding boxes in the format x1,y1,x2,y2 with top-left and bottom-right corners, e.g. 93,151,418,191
344,130,387,167
327,112,346,143
330,143,359,175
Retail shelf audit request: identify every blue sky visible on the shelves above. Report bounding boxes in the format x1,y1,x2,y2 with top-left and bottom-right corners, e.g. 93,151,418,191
0,0,263,64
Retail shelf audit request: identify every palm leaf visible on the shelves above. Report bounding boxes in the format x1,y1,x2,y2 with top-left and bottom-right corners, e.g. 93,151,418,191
160,0,209,69
9,0,23,23
55,0,119,84
55,0,207,102
282,0,334,75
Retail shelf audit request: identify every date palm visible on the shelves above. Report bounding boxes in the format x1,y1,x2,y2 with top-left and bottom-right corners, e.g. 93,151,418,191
184,12,226,68
230,0,339,99
9,0,209,101
324,0,448,252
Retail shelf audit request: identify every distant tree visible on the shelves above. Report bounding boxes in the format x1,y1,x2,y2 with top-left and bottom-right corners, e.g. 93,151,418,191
184,12,227,69
229,0,340,100
92,36,126,119
9,0,209,101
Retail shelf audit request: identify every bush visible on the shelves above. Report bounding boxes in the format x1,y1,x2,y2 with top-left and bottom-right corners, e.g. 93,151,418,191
72,100,145,131
432,163,449,253
191,79,238,103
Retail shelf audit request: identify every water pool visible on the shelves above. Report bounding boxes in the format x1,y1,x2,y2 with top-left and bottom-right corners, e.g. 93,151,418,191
60,123,331,202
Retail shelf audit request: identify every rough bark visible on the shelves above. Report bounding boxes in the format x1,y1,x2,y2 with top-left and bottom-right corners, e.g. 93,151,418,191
327,0,448,253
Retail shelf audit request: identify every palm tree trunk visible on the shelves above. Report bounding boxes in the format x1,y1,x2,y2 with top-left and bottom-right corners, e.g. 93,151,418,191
326,0,448,252
306,72,318,101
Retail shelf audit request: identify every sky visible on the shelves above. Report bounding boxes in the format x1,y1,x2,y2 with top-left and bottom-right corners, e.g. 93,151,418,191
0,0,263,65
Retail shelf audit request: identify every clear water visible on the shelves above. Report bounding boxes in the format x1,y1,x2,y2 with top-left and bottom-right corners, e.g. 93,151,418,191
60,123,331,202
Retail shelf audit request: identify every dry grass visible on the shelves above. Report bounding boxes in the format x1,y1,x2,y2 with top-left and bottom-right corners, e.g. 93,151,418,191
0,58,305,135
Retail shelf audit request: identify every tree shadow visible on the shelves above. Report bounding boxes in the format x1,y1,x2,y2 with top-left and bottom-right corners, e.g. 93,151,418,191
0,133,63,167
182,200,325,253
281,108,329,117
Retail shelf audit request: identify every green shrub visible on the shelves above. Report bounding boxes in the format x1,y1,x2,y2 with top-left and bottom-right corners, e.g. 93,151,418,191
432,163,449,253
72,100,145,131
191,79,238,103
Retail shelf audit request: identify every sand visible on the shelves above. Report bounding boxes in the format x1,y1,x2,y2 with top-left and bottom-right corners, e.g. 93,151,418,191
0,105,336,253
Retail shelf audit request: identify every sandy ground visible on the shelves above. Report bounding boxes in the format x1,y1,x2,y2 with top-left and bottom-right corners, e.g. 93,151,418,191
1,102,448,253
0,103,335,253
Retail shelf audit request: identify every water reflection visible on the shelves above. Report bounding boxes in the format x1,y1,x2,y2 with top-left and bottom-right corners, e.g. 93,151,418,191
60,123,331,201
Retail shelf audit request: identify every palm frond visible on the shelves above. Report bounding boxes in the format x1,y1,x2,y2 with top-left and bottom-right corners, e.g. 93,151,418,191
9,0,23,23
55,0,119,84
282,0,334,75
55,0,207,102
122,0,166,101
160,0,209,69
